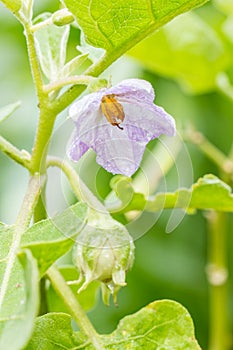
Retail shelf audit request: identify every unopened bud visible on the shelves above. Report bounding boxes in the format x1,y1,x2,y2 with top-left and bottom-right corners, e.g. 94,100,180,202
73,210,134,305
52,9,74,26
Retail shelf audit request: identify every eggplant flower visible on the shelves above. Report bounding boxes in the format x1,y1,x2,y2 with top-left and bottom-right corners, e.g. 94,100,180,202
67,79,176,176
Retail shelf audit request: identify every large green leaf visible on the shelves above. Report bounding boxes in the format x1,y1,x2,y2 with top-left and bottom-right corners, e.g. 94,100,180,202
65,0,208,60
107,174,233,213
0,228,39,350
21,202,88,276
26,300,200,349
46,265,99,313
129,12,229,93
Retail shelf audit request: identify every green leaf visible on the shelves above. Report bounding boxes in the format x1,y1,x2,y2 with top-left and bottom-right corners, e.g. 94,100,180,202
1,0,21,13
0,229,39,350
24,313,89,350
108,174,233,213
214,0,233,15
0,100,21,123
21,202,88,276
65,0,208,61
107,300,201,349
26,300,200,349
47,265,99,313
62,53,89,77
129,12,229,94
34,13,70,81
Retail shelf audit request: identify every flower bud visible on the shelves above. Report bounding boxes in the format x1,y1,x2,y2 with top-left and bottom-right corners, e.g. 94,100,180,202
73,210,134,305
52,9,74,26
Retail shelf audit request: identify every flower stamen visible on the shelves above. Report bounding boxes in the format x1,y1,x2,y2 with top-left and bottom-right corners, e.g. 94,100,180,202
116,124,124,130
101,94,125,130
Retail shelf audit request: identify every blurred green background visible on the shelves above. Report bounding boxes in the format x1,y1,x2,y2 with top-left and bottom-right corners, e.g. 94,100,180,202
1,1,233,349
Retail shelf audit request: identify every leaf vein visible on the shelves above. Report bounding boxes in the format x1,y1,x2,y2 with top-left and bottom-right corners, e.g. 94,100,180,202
88,0,113,48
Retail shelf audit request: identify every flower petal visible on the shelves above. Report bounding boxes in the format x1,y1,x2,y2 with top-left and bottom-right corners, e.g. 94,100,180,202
67,131,89,161
67,78,176,176
69,90,103,123
92,126,147,176
121,101,176,142
108,78,155,104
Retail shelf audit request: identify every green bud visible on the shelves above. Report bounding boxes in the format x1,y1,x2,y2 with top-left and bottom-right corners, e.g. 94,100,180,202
52,9,74,26
73,210,134,305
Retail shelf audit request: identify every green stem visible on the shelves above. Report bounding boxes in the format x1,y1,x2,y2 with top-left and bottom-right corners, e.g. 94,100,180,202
24,23,57,313
24,23,59,224
30,17,52,33
0,135,31,169
0,174,44,309
30,107,57,174
24,24,44,100
47,265,104,350
43,75,95,94
29,106,57,225
53,53,113,115
184,128,233,176
206,211,230,350
47,156,106,212
52,84,86,115
39,277,48,315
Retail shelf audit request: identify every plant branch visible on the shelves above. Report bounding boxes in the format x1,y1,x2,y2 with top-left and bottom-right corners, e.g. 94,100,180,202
47,265,104,350
30,17,52,33
43,75,95,94
47,156,106,212
52,53,113,115
206,211,230,350
0,135,31,169
184,127,233,176
30,106,57,174
24,24,44,101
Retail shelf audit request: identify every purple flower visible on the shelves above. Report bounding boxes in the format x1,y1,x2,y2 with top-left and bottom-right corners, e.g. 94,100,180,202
67,79,176,177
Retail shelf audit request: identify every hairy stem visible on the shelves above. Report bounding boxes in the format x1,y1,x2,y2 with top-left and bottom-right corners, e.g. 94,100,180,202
30,107,57,174
24,24,44,100
47,266,104,350
206,211,230,350
43,75,95,94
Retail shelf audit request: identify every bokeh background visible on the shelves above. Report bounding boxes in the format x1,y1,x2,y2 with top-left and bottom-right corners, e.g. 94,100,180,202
1,1,233,348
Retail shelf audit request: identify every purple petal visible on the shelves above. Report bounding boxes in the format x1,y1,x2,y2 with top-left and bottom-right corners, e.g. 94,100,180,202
120,101,176,142
93,127,147,176
67,78,176,176
67,131,89,161
108,79,155,105
68,121,146,176
69,90,104,123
